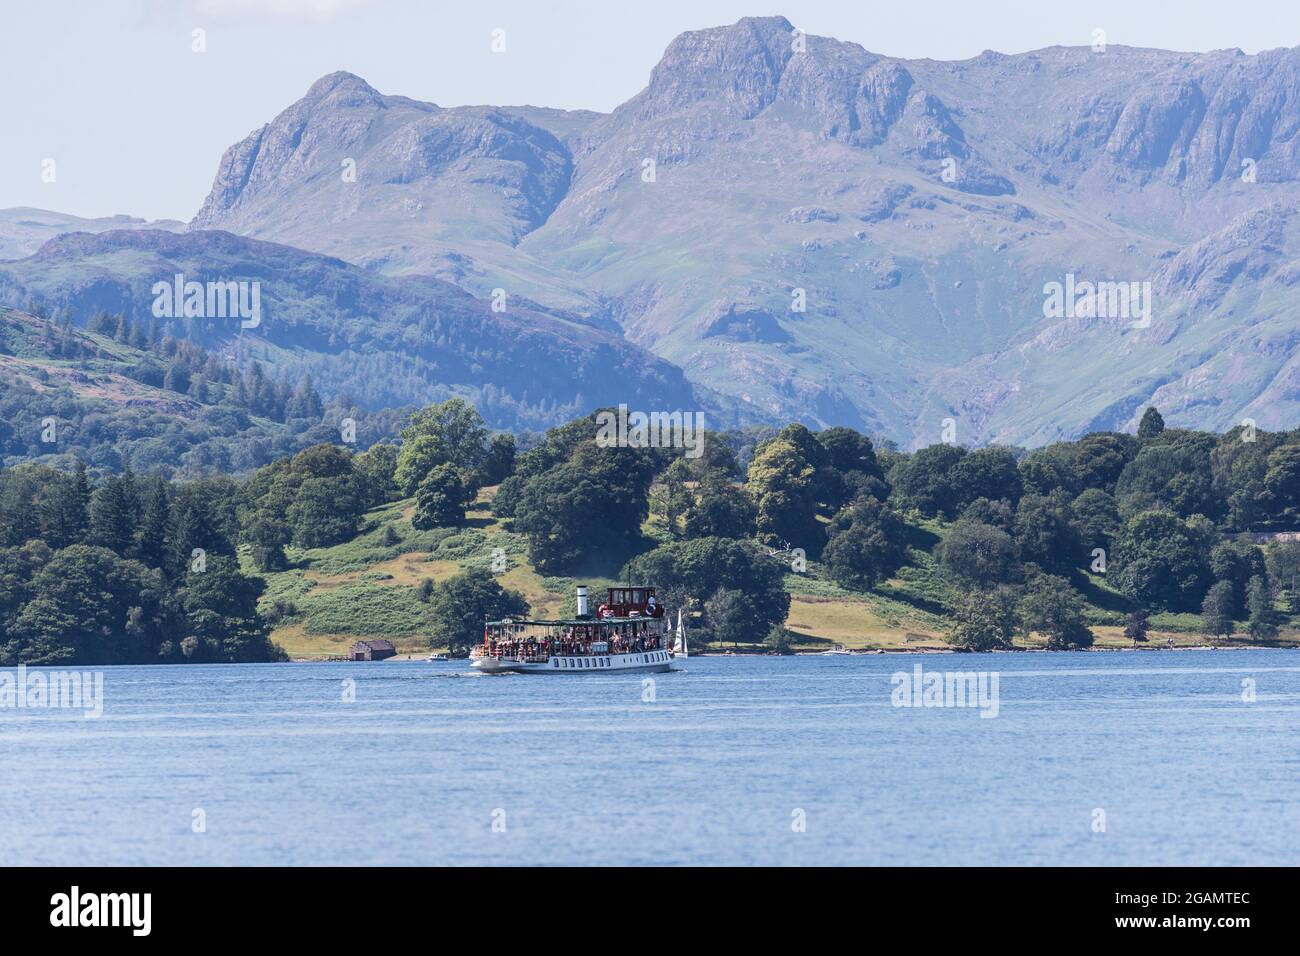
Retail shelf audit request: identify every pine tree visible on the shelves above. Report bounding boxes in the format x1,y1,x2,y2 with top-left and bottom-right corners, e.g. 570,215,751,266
1137,406,1166,440
88,470,140,556
41,460,91,549
1246,575,1281,641
286,374,323,420
163,361,190,393
137,476,171,571
166,494,205,579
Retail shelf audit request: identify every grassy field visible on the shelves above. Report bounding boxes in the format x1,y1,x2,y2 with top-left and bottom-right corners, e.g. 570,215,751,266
246,495,1300,658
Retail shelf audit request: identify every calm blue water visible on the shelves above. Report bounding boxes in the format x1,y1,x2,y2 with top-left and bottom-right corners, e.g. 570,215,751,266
1,650,1297,866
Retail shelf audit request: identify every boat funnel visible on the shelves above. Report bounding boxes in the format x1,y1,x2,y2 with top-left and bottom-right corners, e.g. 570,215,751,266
576,585,589,617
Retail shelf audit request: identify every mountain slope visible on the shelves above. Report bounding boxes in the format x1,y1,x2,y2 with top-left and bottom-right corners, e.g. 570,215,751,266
75,16,1300,444
0,229,707,431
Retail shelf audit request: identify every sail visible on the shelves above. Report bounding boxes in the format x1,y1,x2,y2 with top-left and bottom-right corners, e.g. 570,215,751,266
676,609,687,657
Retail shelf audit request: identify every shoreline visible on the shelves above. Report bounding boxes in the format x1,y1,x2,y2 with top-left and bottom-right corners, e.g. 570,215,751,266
357,642,1295,663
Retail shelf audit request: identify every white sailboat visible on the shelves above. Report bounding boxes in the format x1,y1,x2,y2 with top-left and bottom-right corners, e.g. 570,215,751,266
673,608,688,659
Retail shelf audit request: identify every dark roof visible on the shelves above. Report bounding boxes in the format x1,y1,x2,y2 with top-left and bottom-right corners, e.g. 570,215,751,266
352,639,396,651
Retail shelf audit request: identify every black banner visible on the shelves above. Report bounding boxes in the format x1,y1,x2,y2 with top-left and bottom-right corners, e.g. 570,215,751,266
0,867,1280,942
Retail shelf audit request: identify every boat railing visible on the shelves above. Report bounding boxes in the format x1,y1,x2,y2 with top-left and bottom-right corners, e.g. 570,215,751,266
484,640,666,662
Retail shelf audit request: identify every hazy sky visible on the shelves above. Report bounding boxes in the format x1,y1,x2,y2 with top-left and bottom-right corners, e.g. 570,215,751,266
4,0,1300,221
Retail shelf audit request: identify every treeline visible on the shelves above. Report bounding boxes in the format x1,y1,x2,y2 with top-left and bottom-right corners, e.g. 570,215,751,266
485,405,1300,649
2,310,408,475
6,397,1300,664
0,462,282,665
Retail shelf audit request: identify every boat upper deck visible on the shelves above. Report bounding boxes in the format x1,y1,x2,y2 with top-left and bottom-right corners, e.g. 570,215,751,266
485,615,666,627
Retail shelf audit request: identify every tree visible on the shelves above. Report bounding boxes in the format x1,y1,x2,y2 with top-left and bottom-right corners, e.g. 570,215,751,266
1265,539,1300,613
285,373,324,420
88,470,140,556
1013,490,1080,574
1137,406,1166,440
889,443,967,518
395,398,491,495
180,556,282,662
822,497,908,590
946,588,1019,651
1124,608,1150,645
1201,580,1235,641
651,458,693,539
287,477,361,549
412,464,469,529
167,481,237,577
354,443,398,508
0,542,52,660
1018,443,1080,497
9,546,163,664
623,537,790,637
684,476,756,540
816,426,887,509
1018,573,1094,649
512,443,655,574
1072,432,1138,494
1208,539,1266,613
1261,444,1300,523
478,433,516,487
1112,510,1214,612
1246,575,1281,641
242,444,366,553
704,587,768,647
394,434,452,497
1071,488,1120,554
936,518,1019,587
427,569,528,656
960,497,1015,532
163,361,190,394
136,475,171,570
1114,433,1221,520
951,446,1023,510
747,435,821,549
244,510,291,572
40,460,90,549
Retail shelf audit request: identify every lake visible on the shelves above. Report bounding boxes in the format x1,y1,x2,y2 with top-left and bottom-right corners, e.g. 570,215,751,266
2,649,1297,866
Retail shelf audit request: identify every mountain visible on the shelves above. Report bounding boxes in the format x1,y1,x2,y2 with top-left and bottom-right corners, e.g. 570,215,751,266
190,72,600,310
0,229,707,432
0,207,184,261
25,16,1300,446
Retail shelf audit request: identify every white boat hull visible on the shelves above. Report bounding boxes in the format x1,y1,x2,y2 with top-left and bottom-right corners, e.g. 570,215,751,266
471,650,677,675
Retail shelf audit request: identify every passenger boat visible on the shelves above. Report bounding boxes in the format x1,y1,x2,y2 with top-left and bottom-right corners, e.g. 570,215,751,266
471,585,676,675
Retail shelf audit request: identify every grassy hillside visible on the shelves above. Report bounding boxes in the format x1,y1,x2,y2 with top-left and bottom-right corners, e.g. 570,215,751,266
0,305,401,475
250,494,1300,658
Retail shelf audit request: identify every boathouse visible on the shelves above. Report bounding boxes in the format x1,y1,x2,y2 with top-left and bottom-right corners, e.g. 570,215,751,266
350,639,396,661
